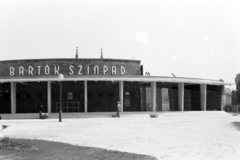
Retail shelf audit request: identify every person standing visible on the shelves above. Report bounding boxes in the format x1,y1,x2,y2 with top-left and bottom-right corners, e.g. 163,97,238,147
112,101,121,118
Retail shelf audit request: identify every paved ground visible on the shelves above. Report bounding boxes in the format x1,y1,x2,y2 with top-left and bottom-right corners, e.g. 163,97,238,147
1,111,240,160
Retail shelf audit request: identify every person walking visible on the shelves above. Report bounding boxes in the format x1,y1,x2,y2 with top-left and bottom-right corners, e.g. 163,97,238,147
112,101,121,118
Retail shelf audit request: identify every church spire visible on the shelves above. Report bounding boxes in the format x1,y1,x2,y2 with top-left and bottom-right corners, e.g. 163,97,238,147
75,46,78,59
100,48,103,59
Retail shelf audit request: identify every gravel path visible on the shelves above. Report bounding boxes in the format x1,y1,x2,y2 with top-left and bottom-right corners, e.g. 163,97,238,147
1,111,240,160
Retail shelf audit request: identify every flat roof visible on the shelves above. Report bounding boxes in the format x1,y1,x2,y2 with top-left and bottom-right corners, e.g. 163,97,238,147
0,75,233,86
0,58,141,62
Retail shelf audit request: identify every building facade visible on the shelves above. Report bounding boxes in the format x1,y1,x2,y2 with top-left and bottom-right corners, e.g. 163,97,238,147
0,58,233,118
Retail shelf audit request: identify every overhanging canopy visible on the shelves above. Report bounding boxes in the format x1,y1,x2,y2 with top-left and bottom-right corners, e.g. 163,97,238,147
0,75,234,86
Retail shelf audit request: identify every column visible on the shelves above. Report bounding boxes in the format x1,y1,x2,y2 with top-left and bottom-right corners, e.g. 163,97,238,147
84,80,88,113
178,83,184,111
200,84,207,111
151,82,156,112
119,81,124,112
47,81,51,114
142,86,146,111
11,82,16,114
221,93,225,111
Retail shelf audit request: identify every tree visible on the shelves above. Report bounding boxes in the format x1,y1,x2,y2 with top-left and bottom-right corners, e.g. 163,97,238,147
235,73,240,91
233,73,240,105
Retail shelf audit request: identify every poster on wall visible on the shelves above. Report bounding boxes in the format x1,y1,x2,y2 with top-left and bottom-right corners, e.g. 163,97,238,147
125,99,130,107
124,92,130,107
68,92,73,100
161,88,170,111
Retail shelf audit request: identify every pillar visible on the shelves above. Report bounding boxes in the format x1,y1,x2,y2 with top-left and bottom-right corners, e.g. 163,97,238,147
178,83,184,111
200,84,207,111
221,92,225,111
119,81,124,112
47,81,51,114
142,86,146,111
151,82,156,112
11,82,16,114
84,81,88,113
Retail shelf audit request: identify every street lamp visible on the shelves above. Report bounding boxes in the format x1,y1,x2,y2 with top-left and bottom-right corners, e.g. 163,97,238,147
58,73,64,122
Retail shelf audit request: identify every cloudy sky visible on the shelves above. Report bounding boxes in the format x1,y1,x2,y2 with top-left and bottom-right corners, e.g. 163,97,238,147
0,0,239,87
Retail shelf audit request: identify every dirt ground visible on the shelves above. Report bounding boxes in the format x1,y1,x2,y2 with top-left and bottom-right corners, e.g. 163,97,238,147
1,111,240,160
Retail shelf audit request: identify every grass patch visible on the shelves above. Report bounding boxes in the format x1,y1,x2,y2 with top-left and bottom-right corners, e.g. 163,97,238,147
0,138,157,160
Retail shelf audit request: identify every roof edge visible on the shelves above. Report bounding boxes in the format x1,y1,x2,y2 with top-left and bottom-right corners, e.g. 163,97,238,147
0,58,141,62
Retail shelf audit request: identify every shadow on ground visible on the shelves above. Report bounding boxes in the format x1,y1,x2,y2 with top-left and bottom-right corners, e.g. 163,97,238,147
0,138,158,160
232,122,240,131
228,112,240,116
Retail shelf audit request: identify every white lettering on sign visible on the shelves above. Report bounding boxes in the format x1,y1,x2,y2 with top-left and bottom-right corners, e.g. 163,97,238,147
112,66,116,75
55,66,60,75
121,66,125,75
10,67,14,76
69,65,74,75
8,64,128,76
103,65,108,75
29,66,34,76
45,65,50,75
87,66,89,75
94,66,99,75
78,65,82,75
19,66,24,76
37,66,41,75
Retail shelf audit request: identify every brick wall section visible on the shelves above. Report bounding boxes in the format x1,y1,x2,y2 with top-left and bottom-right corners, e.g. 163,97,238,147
0,59,141,77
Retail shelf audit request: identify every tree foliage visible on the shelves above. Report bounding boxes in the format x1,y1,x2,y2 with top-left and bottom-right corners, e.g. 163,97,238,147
235,73,240,91
232,73,240,105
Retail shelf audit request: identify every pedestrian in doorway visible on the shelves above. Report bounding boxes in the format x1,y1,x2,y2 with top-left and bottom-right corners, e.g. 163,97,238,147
112,101,121,118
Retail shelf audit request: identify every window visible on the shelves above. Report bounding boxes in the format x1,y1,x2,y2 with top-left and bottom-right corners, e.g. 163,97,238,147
88,92,92,98
98,92,103,98
26,93,31,99
37,93,43,98
109,92,114,98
